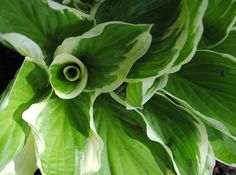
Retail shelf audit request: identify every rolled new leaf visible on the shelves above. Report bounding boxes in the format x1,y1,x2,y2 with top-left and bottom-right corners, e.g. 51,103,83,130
49,53,88,99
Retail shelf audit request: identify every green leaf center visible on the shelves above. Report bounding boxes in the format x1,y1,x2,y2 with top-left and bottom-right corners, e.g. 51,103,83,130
49,53,88,99
63,65,81,82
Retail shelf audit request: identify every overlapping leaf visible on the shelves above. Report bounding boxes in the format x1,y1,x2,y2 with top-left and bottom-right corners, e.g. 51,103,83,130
154,91,236,169
0,0,236,174
211,28,236,57
111,75,168,110
93,94,178,175
0,58,49,170
94,0,207,80
164,50,236,137
0,133,37,175
23,93,102,175
202,0,236,46
207,125,236,166
138,94,209,175
0,0,93,58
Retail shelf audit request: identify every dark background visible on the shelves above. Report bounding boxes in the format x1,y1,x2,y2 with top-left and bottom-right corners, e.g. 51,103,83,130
0,44,23,94
1,44,236,175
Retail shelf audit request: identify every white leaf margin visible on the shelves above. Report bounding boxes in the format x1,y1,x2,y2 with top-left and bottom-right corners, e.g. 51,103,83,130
22,93,103,175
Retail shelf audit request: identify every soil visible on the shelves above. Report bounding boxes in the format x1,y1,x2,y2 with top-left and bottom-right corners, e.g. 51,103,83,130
213,161,236,175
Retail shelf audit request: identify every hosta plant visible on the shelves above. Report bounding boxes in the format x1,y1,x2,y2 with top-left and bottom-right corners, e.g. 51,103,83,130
0,0,236,175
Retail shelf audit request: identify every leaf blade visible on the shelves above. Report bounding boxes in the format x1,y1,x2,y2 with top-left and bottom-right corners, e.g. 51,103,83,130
164,50,236,137
0,0,94,57
94,0,208,79
93,94,178,175
138,93,209,175
0,58,49,170
23,93,102,175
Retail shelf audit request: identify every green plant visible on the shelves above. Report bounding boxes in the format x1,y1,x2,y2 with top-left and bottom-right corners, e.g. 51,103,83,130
0,0,236,175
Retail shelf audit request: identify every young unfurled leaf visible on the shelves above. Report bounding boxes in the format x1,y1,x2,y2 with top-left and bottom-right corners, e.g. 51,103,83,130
49,53,88,99
93,94,178,175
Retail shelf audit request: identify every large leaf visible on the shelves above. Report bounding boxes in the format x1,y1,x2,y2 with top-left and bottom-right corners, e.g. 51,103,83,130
56,22,152,92
164,50,236,137
23,93,102,175
159,89,236,168
94,0,207,79
202,0,236,46
0,0,93,57
138,93,209,175
0,133,37,175
0,58,49,170
160,89,236,167
93,94,178,175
